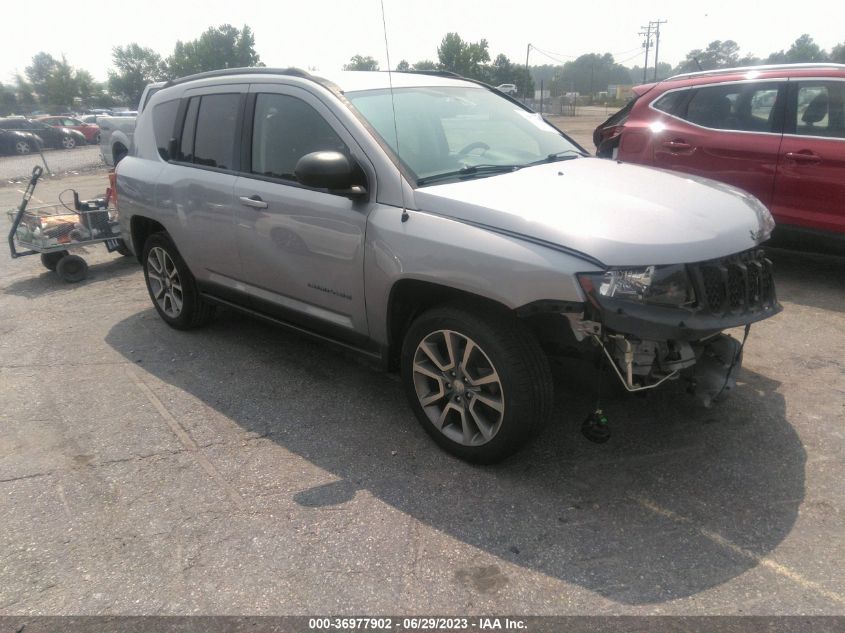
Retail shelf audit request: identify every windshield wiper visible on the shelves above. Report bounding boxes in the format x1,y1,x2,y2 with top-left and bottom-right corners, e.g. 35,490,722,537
527,150,587,166
417,164,522,186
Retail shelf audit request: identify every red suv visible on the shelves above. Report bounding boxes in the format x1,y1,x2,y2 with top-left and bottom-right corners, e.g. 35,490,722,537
594,64,845,243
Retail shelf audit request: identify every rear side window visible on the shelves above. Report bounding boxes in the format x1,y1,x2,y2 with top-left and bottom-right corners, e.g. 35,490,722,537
680,82,782,133
193,94,240,169
152,99,179,160
793,82,845,139
251,93,348,182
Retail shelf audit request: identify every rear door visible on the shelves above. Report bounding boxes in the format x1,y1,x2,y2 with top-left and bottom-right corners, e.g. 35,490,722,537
771,79,845,234
158,86,248,291
232,84,373,338
651,81,786,208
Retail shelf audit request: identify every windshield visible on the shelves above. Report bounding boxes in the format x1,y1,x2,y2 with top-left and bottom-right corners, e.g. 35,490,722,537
346,86,583,185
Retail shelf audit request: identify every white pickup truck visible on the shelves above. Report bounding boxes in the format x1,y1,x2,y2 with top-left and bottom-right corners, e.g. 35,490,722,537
98,82,164,166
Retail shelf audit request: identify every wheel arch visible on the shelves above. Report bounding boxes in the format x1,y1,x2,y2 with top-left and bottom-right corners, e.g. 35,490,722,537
129,216,167,263
386,279,520,370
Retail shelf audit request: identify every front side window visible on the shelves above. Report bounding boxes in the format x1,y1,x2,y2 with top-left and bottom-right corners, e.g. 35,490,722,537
346,86,582,183
251,93,348,182
680,82,781,133
794,82,845,139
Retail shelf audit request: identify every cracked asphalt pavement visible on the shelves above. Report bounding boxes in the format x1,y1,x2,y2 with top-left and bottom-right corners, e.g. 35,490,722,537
0,164,843,615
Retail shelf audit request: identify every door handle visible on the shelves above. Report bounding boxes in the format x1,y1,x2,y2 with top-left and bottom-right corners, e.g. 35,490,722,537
662,139,692,151
784,151,822,164
239,195,268,209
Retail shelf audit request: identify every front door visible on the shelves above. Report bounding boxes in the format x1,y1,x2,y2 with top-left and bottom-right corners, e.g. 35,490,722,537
233,84,373,339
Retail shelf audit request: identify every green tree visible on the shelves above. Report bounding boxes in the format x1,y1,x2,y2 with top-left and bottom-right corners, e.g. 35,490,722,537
108,44,165,106
437,32,490,81
768,34,828,63
551,53,631,96
14,75,36,110
343,55,379,71
44,56,79,109
396,60,410,71
164,24,262,79
0,82,17,115
412,59,438,71
25,52,59,102
675,40,742,73
831,42,845,63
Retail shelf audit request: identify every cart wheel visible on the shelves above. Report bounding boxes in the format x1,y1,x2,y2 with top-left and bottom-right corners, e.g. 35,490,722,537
41,251,69,271
56,255,88,283
115,239,133,257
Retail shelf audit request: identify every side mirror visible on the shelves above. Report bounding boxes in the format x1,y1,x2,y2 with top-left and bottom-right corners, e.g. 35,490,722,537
294,151,367,198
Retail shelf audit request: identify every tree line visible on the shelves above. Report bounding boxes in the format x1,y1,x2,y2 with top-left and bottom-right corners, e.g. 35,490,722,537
0,24,261,114
2,28,844,115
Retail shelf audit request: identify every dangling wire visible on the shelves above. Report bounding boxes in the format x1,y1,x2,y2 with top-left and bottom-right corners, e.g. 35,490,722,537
379,0,409,222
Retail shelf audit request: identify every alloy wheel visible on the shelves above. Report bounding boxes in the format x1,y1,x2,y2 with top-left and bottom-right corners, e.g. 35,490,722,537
15,140,31,154
411,329,506,446
62,136,76,149
147,247,183,318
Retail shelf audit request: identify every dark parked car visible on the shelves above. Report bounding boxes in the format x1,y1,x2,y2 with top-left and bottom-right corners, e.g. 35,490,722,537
36,116,101,144
0,118,86,149
594,63,845,243
0,129,43,155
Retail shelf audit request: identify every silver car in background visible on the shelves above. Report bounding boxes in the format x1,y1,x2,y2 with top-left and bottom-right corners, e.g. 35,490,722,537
115,68,781,462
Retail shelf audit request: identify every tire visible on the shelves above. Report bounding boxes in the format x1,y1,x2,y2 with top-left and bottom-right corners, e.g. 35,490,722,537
61,135,77,150
113,144,128,165
142,232,215,329
41,250,69,271
92,133,101,145
55,255,88,282
401,304,553,463
115,239,132,257
14,140,32,154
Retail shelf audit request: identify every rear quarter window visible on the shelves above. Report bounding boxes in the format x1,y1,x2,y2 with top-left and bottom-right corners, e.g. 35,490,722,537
652,90,688,114
152,99,180,160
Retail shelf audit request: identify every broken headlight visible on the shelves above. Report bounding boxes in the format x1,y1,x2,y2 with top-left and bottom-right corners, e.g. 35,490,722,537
579,264,695,307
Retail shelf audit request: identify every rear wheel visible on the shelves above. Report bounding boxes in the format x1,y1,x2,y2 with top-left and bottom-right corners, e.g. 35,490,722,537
401,304,553,463
142,233,214,329
61,135,76,149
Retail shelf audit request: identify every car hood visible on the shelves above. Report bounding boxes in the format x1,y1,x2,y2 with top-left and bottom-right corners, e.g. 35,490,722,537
412,158,772,267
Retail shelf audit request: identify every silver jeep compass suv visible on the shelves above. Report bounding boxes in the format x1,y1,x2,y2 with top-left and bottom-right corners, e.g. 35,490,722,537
116,68,781,463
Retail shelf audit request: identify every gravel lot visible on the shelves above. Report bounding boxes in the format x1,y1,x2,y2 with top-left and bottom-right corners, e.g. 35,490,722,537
1,146,106,185
0,122,843,615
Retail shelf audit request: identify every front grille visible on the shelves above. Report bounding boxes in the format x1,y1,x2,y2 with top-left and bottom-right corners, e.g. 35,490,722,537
689,249,777,316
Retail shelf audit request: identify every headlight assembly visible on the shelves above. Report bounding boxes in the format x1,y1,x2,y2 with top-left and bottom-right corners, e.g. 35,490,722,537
579,264,695,308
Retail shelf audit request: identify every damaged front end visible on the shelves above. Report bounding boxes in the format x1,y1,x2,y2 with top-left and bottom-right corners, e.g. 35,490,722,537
574,248,781,406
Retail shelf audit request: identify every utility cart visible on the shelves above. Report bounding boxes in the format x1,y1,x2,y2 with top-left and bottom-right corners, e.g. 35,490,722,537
7,166,130,282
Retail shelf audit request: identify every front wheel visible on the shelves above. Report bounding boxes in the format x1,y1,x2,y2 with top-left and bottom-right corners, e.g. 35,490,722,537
142,233,214,329
15,140,32,154
61,135,76,149
401,304,553,463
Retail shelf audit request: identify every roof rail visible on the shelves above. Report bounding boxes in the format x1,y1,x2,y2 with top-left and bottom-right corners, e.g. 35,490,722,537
161,67,341,94
667,62,845,81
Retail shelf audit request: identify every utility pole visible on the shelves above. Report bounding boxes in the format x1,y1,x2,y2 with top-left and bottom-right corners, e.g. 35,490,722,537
651,20,667,81
638,24,653,83
524,43,532,103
